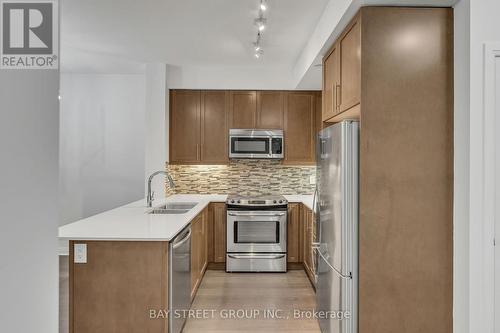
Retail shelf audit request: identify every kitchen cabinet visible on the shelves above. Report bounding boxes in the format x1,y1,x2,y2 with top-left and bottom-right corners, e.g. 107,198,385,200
322,43,340,121
69,241,168,333
322,15,360,122
320,7,453,333
170,90,228,164
170,89,321,165
229,91,257,129
191,208,208,299
201,91,229,164
284,92,317,165
302,205,315,286
207,204,215,263
287,203,300,263
339,18,361,113
256,91,283,129
170,90,201,163
212,203,226,263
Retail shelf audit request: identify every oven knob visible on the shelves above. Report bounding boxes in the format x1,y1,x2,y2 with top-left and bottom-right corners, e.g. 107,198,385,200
237,200,241,204
279,200,283,203
230,200,235,203
273,200,277,204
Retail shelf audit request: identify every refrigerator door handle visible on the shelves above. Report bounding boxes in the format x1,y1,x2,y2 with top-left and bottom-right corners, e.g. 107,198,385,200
318,250,352,280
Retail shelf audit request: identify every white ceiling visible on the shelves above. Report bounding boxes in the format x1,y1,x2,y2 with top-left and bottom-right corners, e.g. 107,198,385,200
61,0,329,73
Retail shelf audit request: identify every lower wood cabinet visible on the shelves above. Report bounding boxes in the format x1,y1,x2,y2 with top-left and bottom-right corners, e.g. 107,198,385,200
191,208,208,300
302,205,316,286
212,203,227,263
287,203,300,263
69,241,169,333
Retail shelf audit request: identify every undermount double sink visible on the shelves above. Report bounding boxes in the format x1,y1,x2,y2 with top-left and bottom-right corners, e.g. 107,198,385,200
148,202,198,215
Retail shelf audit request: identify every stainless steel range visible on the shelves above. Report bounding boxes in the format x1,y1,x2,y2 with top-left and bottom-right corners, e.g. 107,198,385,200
226,194,288,272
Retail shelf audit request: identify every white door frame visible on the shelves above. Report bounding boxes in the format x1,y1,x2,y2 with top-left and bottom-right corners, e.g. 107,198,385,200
479,42,500,333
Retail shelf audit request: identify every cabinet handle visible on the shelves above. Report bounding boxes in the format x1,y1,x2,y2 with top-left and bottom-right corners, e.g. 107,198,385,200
335,84,341,110
196,144,200,159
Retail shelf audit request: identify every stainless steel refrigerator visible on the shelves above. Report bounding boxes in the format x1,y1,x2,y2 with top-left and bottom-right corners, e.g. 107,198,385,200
314,120,358,333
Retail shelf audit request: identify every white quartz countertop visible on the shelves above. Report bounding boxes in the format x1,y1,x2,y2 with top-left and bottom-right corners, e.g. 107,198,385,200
58,194,313,242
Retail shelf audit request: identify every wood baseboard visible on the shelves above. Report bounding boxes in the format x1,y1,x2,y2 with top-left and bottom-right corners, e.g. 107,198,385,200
287,262,304,270
207,262,226,270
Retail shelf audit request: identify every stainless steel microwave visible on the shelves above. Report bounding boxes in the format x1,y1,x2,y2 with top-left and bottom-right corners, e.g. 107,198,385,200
229,129,284,159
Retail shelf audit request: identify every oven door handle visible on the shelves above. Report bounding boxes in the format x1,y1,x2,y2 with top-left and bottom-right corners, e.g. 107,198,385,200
227,254,286,260
228,212,286,217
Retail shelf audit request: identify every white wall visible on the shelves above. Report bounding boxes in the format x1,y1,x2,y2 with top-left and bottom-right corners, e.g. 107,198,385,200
166,65,296,90
0,71,59,332
468,0,500,332
59,73,146,225
145,63,169,199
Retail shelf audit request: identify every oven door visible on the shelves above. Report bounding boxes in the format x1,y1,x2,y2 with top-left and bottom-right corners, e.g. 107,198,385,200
229,136,272,158
227,211,287,253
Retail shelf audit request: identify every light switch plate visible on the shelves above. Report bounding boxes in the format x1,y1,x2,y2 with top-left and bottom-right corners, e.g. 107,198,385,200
74,244,87,264
309,175,316,185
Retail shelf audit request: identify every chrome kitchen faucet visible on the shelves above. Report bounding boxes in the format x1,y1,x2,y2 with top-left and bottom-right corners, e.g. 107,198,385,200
147,170,175,207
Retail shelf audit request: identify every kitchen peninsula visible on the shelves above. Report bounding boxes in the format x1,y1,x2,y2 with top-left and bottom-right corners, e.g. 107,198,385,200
59,194,314,333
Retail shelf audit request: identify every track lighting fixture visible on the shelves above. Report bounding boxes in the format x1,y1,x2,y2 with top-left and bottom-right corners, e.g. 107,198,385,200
260,0,267,12
254,17,266,31
252,1,268,59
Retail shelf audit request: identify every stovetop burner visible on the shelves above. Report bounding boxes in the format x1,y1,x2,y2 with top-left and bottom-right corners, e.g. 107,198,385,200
226,194,288,207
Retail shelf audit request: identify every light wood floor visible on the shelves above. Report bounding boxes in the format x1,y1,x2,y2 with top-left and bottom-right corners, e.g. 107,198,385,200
183,270,321,333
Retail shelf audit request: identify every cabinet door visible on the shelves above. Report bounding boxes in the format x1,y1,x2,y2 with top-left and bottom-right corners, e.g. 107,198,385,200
287,203,300,263
322,45,340,121
213,203,227,263
170,90,201,163
191,215,201,299
200,208,208,275
207,204,215,262
201,91,229,164
230,91,257,128
256,91,283,129
339,19,361,112
284,92,316,164
69,241,168,333
303,206,314,282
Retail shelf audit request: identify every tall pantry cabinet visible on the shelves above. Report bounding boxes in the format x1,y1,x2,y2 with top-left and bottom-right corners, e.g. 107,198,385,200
321,7,453,333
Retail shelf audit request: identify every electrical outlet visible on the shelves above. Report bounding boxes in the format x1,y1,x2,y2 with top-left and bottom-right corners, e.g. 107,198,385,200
309,175,316,185
74,244,87,264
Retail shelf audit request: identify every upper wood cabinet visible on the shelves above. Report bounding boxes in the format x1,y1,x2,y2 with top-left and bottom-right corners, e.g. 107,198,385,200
339,18,361,112
322,43,340,121
170,90,321,165
170,90,228,164
322,14,361,122
256,91,284,129
201,91,229,164
229,91,257,128
170,90,201,163
284,92,317,164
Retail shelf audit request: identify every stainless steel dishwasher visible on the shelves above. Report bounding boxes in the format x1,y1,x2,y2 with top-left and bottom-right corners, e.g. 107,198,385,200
169,225,191,333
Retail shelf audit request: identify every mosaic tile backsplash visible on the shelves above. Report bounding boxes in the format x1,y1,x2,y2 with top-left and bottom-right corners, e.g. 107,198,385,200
167,159,316,196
